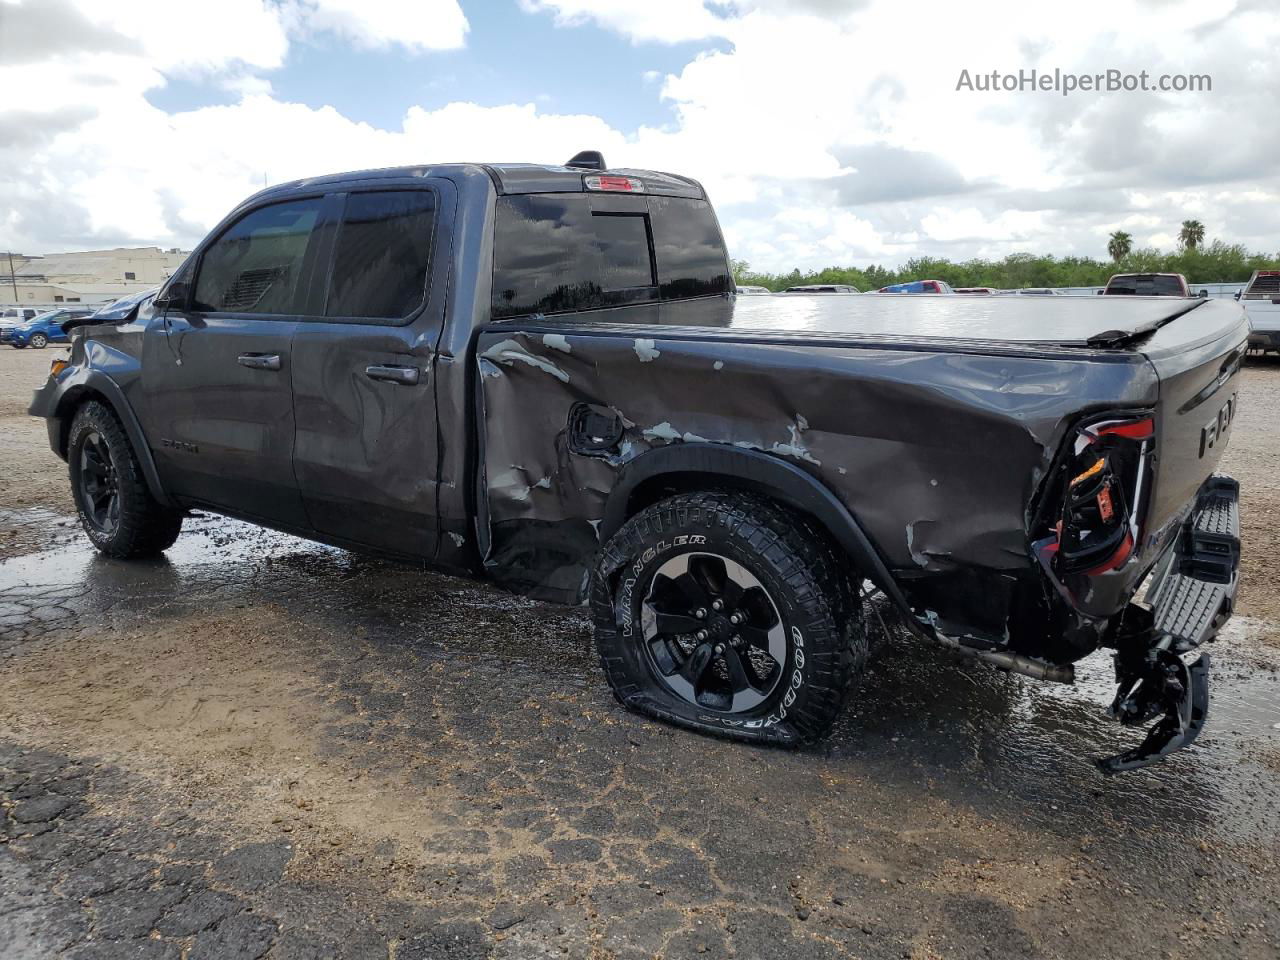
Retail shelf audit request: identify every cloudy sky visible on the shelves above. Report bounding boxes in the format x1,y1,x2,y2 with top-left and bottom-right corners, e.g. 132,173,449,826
1,0,1277,271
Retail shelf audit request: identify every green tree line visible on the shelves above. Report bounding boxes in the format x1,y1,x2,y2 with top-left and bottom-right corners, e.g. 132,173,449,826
732,240,1280,293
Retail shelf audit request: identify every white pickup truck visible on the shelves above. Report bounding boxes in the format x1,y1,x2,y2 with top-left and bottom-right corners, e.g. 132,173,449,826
1238,269,1280,353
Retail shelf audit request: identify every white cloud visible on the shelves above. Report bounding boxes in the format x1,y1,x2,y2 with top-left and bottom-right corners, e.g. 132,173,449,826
518,0,731,44
286,0,469,52
3,0,1280,271
919,208,1046,245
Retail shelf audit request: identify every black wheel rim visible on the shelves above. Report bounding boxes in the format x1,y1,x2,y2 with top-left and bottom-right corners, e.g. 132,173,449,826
78,430,120,535
639,552,787,713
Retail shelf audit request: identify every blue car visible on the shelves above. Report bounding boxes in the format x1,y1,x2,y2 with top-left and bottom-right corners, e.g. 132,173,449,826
6,307,93,349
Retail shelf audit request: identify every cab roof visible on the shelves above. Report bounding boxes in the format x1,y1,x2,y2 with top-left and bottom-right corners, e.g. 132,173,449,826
250,159,707,204
484,163,706,198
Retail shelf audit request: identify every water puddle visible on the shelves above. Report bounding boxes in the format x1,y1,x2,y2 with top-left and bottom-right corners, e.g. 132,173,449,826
3,507,1278,848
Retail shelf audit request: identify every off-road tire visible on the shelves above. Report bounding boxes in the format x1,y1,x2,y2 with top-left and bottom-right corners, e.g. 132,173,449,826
30,333,48,348
591,491,866,746
68,400,183,558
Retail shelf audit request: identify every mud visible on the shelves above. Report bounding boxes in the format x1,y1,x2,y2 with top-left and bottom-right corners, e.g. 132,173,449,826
2,346,1280,959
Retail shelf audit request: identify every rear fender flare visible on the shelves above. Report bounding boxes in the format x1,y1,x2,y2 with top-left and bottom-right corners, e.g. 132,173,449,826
600,443,913,615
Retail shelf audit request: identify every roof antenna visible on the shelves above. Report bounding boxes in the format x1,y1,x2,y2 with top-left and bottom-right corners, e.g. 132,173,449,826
565,150,606,171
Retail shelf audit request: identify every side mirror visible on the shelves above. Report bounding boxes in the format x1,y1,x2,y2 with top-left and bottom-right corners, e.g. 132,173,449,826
155,280,189,310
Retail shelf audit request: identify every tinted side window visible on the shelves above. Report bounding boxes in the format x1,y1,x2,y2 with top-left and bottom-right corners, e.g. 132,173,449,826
649,196,730,300
492,194,656,318
326,190,436,320
193,199,321,314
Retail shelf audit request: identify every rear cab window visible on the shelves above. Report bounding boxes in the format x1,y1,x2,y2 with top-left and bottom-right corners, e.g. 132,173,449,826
491,192,729,319
491,193,657,318
1243,271,1280,300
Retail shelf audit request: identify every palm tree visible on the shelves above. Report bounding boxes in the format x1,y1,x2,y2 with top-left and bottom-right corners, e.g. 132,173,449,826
1179,219,1205,250
1107,231,1133,262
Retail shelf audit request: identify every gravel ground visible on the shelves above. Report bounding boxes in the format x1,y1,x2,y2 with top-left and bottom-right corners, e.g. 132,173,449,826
2,345,1279,960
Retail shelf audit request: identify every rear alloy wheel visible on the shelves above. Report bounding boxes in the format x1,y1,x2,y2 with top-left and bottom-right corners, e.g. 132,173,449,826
592,491,866,745
30,333,48,348
68,400,183,558
639,551,788,714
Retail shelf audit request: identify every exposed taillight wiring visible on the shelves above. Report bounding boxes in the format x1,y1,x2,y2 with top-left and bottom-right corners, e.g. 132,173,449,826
1049,414,1154,580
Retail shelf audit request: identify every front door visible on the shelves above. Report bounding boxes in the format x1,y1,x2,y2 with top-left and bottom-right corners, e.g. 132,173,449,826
290,183,452,558
140,196,326,529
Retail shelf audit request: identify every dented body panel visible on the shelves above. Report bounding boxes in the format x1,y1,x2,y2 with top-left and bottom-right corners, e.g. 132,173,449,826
472,319,1162,645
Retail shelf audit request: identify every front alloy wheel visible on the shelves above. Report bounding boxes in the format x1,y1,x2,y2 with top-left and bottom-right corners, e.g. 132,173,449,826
77,429,121,536
30,333,48,348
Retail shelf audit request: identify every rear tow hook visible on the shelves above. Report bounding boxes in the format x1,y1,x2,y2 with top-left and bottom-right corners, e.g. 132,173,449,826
1096,640,1210,775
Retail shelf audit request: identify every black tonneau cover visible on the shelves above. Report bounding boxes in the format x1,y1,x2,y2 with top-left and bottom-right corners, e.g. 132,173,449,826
728,293,1204,347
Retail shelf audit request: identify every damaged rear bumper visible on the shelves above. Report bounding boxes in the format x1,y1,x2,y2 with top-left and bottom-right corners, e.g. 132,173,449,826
1097,475,1239,774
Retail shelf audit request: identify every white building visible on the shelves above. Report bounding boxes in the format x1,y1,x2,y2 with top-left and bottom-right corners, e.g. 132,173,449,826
3,247,191,307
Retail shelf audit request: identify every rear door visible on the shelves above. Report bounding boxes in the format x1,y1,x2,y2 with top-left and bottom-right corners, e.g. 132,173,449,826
290,181,454,557
140,196,325,528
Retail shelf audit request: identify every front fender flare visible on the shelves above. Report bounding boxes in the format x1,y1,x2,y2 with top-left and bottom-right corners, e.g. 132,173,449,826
44,368,173,508
600,443,913,615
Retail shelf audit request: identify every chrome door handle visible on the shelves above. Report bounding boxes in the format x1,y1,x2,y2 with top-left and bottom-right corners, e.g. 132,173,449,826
365,364,420,385
237,353,282,371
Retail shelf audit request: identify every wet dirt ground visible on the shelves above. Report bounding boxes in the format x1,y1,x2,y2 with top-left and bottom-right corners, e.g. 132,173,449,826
2,346,1279,959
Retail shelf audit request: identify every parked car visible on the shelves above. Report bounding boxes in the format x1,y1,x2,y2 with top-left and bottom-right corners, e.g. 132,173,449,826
30,153,1245,772
1103,273,1191,297
998,287,1061,296
954,287,996,295
780,284,859,293
0,307,42,340
4,306,93,348
735,285,771,295
877,280,954,294
1236,269,1280,353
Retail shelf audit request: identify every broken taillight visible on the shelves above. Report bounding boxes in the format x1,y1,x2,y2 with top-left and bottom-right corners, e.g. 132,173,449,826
1052,415,1153,577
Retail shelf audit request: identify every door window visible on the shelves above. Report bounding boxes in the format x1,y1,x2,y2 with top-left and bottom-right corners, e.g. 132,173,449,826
192,198,322,314
326,190,437,320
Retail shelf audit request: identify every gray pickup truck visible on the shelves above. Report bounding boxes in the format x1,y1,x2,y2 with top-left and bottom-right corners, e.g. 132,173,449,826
31,153,1246,772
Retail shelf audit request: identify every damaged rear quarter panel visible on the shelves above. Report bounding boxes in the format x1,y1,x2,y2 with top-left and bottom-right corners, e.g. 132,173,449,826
474,324,1157,614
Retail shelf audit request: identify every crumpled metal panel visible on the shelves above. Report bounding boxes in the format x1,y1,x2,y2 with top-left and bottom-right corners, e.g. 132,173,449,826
475,325,1159,628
